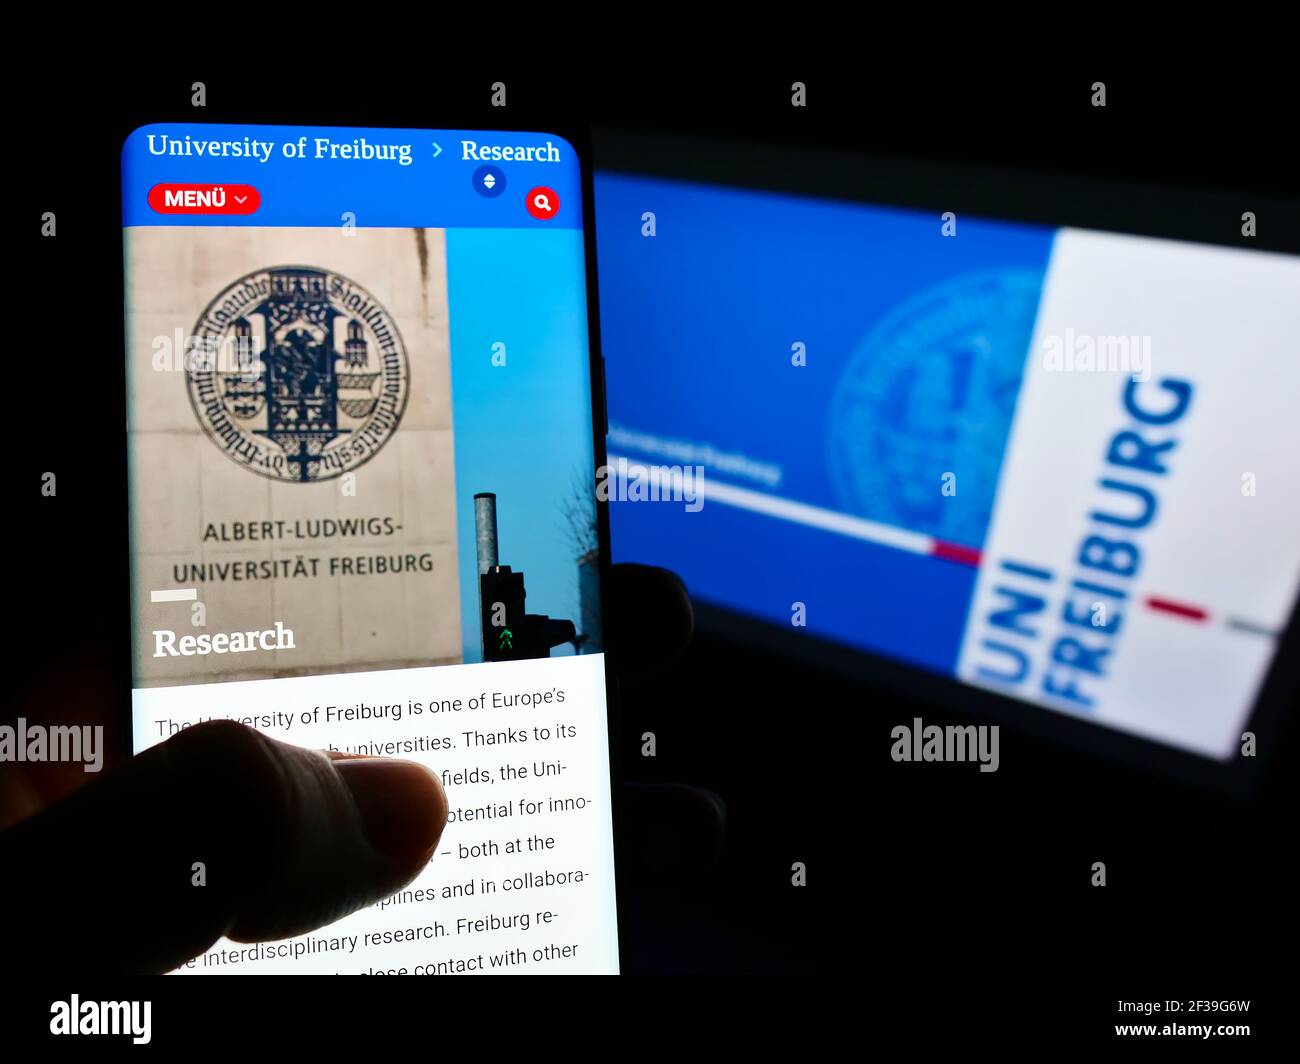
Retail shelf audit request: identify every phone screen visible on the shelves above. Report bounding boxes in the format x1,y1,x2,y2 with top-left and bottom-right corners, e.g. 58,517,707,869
594,168,1300,764
122,123,618,973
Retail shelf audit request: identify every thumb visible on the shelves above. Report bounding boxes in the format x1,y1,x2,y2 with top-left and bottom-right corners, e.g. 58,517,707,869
0,720,447,973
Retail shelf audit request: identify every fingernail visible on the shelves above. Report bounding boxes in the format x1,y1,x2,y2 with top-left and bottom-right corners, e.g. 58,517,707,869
335,758,447,861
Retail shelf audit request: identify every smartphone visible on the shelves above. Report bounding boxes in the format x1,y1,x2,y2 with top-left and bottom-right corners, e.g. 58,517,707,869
592,131,1300,780
122,123,619,973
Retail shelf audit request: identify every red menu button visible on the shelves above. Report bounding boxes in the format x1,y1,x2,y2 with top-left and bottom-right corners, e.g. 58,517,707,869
148,183,260,215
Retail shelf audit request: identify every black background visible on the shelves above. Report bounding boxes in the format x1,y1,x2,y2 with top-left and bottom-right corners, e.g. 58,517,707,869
7,54,1297,1042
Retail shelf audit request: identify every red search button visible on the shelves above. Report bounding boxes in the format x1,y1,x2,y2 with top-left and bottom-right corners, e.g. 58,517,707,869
148,183,260,215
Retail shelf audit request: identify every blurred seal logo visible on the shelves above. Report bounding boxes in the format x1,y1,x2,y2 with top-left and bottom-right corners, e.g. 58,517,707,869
827,270,1041,546
186,266,409,482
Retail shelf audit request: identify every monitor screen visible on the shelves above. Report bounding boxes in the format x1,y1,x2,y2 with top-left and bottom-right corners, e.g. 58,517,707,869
594,169,1300,762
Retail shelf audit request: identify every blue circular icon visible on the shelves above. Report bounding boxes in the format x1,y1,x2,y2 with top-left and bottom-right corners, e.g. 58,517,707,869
472,165,506,198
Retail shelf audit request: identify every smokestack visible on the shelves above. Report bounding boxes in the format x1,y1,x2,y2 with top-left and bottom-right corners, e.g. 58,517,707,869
474,493,499,575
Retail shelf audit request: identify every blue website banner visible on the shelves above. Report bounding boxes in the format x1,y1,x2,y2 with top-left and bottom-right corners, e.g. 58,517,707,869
123,124,582,230
594,173,1055,674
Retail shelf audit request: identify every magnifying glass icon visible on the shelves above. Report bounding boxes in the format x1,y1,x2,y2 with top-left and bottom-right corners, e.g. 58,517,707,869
526,187,559,219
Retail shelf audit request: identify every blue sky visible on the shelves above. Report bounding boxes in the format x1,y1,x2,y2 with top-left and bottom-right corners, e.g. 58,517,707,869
446,228,595,661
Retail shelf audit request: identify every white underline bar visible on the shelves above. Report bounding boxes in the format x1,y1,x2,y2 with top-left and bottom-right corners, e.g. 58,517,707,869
151,588,198,603
606,453,934,556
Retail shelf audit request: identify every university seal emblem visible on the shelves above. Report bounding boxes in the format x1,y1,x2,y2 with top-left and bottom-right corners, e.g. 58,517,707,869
826,270,1042,547
186,266,409,482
